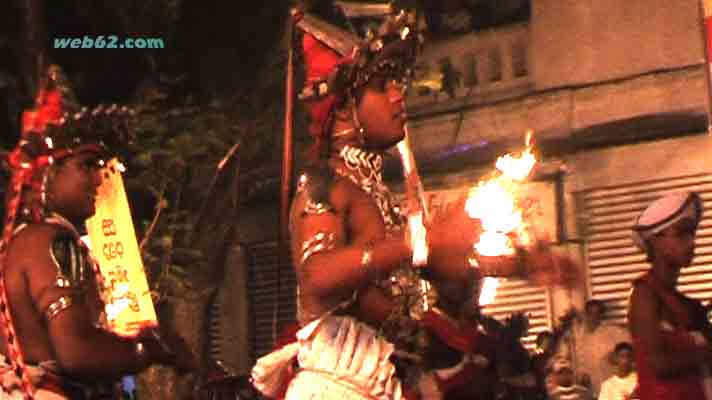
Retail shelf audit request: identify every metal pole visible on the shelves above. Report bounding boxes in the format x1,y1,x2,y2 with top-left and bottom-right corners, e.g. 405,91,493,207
276,11,296,346
280,12,295,247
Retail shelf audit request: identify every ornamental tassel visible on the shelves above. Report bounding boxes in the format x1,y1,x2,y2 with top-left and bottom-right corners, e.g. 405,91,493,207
0,168,36,399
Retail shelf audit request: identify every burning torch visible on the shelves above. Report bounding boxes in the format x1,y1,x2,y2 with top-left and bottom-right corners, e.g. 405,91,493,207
465,130,538,306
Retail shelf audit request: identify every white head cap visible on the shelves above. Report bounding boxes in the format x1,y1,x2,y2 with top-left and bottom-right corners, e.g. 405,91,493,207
631,192,703,253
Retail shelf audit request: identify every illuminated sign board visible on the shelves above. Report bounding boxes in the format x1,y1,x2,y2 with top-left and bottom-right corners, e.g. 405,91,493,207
86,159,158,337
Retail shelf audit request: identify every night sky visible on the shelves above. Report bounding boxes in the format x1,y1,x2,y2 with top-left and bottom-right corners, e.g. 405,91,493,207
0,0,529,148
1,0,291,147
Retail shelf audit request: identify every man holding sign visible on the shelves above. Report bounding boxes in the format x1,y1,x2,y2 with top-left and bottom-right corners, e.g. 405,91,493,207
0,65,188,399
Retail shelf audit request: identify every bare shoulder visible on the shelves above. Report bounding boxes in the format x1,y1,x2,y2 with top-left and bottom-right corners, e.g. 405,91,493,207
5,223,71,274
289,178,348,262
6,223,63,256
291,172,365,220
628,278,660,334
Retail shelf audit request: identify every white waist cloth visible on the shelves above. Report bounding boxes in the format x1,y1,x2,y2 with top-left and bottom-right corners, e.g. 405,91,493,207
0,356,66,399
253,315,402,400
0,388,65,400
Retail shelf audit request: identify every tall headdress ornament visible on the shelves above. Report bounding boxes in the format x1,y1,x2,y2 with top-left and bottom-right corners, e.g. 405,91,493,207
0,65,135,399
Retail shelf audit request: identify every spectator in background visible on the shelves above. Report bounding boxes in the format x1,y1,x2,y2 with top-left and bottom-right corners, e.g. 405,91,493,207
570,299,630,397
598,342,637,400
532,331,559,395
549,357,594,400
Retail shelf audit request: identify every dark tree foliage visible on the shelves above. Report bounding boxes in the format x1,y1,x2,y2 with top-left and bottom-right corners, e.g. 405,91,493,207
1,1,291,399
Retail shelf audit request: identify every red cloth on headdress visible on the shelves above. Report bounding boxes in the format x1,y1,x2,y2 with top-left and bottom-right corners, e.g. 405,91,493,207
22,88,62,134
302,34,341,142
10,87,66,223
303,34,341,82
301,34,357,161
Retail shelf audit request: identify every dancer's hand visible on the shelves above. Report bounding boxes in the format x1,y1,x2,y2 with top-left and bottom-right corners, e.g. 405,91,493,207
426,197,482,273
138,328,196,373
520,243,580,288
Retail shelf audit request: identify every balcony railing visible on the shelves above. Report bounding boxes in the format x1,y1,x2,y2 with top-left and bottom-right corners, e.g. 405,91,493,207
407,23,534,116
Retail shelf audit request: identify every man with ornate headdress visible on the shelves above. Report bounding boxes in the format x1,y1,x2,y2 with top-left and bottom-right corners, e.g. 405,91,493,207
628,192,712,400
252,3,578,399
0,66,183,399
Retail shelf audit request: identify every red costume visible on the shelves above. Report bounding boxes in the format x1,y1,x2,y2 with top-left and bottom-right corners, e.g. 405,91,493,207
421,309,497,399
632,273,708,400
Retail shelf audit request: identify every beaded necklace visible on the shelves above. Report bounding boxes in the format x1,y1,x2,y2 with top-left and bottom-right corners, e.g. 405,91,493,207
334,144,403,233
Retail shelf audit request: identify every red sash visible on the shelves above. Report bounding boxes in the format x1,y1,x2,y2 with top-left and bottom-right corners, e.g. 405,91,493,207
632,273,706,400
421,309,482,353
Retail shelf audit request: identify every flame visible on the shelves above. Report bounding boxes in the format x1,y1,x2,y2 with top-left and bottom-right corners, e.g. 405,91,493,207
495,132,536,181
478,277,500,306
465,130,537,257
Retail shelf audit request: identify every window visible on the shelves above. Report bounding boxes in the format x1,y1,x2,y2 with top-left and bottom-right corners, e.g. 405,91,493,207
511,41,528,78
246,241,297,359
488,47,502,82
464,52,479,87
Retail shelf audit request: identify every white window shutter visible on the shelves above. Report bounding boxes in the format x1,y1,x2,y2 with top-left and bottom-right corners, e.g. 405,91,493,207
481,278,553,350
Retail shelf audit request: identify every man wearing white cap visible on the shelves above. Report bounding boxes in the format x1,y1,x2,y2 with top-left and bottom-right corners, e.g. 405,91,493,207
628,191,712,400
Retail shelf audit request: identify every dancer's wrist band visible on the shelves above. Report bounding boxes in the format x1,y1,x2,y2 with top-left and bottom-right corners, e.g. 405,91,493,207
361,242,374,277
408,212,428,267
135,340,149,367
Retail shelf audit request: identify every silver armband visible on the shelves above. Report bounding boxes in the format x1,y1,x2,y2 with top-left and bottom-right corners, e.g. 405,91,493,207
135,340,149,366
304,199,335,216
44,295,75,321
50,233,88,289
407,212,429,268
296,167,336,217
301,231,337,264
360,242,375,279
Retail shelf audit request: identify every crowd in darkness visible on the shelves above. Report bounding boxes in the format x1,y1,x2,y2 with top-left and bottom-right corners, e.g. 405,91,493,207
409,297,636,400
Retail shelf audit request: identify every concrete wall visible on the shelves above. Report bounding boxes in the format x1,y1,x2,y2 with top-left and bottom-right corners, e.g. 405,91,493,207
406,0,709,163
570,131,712,190
531,0,705,89
407,65,707,162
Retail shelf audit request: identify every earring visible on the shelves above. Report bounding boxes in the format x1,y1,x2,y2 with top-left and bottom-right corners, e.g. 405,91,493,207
351,103,366,146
